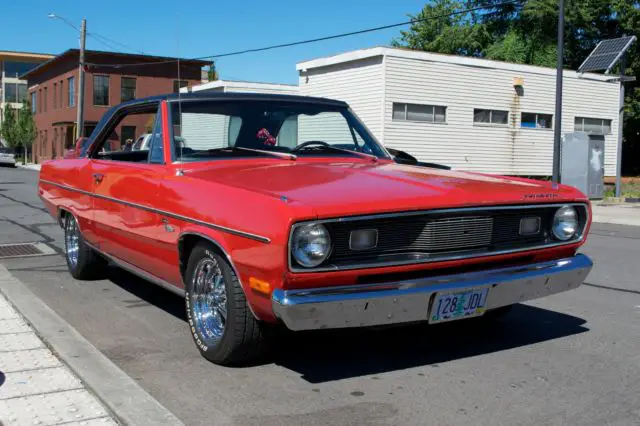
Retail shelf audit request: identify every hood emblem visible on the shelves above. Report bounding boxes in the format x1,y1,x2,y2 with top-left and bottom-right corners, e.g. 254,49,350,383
523,193,559,199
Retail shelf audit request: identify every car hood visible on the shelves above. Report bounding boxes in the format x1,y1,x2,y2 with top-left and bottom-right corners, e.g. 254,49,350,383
185,160,586,218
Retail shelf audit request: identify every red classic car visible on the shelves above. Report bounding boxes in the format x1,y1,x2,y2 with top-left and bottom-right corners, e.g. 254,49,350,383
39,93,593,365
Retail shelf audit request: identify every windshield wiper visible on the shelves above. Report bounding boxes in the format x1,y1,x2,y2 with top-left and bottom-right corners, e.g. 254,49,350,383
296,145,378,162
232,146,297,160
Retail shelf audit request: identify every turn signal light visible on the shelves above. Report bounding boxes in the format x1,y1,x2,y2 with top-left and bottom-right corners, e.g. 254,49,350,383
249,277,271,295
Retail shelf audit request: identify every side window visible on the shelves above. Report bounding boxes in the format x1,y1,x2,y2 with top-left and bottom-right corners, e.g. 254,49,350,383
90,103,160,162
148,110,164,164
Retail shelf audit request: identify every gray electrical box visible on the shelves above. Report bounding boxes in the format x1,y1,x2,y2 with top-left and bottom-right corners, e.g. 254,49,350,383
560,132,605,199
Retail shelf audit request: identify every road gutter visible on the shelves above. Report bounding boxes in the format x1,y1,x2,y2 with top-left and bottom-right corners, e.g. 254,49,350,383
0,265,184,426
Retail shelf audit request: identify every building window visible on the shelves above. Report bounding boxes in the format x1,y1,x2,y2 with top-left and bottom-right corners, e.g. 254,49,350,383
474,108,508,125
38,89,42,113
60,80,64,108
31,92,36,113
44,87,48,112
53,83,57,109
4,83,28,103
93,75,110,106
521,112,552,129
392,103,446,123
575,117,612,135
3,61,39,78
173,80,188,93
68,77,75,107
121,77,136,102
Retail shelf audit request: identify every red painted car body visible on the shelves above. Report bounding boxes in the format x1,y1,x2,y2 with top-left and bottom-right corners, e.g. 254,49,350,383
39,93,592,333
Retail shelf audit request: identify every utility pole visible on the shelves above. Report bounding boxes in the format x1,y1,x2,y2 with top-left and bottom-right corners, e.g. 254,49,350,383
76,18,87,140
552,0,564,183
615,53,627,198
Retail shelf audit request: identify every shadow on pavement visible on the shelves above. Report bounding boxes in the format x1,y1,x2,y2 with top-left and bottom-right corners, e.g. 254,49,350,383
0,371,5,388
106,266,187,322
103,266,588,383
272,304,588,383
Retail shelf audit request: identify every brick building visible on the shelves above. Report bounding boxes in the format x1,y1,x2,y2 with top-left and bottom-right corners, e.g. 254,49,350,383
22,49,210,162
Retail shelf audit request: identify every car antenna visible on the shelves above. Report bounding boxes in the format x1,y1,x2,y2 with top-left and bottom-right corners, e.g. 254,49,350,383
175,16,184,176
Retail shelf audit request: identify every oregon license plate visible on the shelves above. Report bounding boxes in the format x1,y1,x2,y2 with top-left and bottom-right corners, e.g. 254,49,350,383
429,288,490,323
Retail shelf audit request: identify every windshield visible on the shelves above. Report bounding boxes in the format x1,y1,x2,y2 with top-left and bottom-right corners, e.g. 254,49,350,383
169,100,388,162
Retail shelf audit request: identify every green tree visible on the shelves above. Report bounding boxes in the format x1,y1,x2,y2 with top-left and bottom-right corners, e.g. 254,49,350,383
15,101,37,165
207,62,219,81
394,0,640,174
1,106,17,149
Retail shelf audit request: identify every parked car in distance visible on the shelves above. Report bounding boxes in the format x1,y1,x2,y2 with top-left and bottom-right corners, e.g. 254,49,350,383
0,147,17,167
38,93,594,365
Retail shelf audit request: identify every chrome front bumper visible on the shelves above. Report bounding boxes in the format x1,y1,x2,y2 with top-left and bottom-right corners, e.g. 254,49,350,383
272,254,593,331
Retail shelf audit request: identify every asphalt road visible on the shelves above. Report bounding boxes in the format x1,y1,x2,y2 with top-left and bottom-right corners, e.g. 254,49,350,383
1,166,639,425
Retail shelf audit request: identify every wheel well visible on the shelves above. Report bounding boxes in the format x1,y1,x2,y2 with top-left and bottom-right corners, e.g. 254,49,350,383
178,234,227,280
57,208,69,228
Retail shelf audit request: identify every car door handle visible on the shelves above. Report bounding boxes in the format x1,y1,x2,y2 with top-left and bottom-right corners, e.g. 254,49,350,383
92,173,104,184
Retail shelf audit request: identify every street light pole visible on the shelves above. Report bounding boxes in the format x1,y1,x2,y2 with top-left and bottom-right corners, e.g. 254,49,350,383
552,0,564,183
76,18,87,140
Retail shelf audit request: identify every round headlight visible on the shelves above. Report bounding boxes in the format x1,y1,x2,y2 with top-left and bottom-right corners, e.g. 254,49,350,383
292,223,331,268
552,206,579,241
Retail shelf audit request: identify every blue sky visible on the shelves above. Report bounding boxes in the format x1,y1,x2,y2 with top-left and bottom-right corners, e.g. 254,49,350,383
2,0,427,84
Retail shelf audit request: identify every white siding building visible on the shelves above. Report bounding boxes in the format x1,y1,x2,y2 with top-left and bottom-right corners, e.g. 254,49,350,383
297,47,621,176
184,79,299,95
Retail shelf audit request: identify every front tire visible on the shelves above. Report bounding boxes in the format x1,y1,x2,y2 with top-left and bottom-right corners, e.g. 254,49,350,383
63,213,106,280
185,243,266,365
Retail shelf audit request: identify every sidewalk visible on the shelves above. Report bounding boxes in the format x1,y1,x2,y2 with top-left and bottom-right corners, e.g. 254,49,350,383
591,202,640,227
16,163,41,171
0,293,117,425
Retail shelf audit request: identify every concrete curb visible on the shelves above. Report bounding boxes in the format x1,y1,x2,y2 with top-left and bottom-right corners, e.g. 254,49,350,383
0,265,184,426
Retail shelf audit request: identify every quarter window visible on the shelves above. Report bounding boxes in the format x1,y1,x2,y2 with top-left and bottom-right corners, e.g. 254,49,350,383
93,75,110,106
392,103,446,123
148,111,164,164
521,112,552,129
575,117,612,135
121,77,136,102
474,108,508,125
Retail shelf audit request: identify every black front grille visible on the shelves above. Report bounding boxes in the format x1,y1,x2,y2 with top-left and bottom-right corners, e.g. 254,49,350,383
319,205,584,268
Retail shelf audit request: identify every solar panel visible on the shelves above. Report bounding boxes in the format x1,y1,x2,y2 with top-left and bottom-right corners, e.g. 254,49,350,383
579,36,637,73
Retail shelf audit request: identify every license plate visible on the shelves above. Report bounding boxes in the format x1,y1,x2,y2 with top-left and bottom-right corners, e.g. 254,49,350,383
429,287,490,323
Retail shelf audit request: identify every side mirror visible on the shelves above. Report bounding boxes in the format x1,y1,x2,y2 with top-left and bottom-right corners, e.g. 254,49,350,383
386,148,451,170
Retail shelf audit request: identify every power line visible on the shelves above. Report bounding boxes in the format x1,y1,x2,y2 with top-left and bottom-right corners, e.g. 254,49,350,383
84,0,526,69
86,33,121,52
88,31,145,54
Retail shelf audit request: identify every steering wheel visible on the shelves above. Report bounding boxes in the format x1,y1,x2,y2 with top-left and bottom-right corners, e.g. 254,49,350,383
291,140,330,153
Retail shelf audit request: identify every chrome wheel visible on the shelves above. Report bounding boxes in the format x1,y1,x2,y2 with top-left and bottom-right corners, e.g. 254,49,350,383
65,216,80,268
190,257,227,347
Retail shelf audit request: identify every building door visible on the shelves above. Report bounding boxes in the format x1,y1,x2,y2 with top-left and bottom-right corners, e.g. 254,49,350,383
65,126,75,150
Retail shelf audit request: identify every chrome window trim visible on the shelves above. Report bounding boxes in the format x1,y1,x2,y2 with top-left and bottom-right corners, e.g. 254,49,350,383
288,203,589,273
40,179,271,244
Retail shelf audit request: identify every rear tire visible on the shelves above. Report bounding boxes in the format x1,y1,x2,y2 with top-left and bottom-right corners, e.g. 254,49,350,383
185,242,266,366
63,213,106,280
